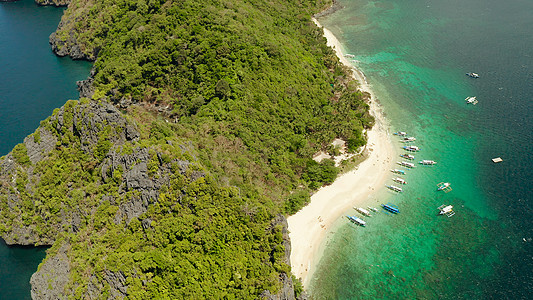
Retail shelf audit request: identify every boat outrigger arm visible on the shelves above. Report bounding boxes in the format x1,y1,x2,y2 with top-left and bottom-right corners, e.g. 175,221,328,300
437,182,452,193
438,204,455,217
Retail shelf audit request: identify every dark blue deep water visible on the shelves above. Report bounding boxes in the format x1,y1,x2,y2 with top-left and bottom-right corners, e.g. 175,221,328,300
311,0,533,298
0,0,90,298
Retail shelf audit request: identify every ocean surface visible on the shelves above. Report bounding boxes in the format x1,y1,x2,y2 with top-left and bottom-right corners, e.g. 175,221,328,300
312,0,533,298
0,0,91,298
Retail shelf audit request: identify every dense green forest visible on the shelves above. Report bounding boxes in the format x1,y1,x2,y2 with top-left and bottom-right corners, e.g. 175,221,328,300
0,0,373,298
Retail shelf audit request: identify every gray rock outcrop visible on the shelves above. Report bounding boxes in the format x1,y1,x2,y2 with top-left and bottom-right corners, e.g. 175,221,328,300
30,242,70,300
261,215,307,300
49,17,93,60
77,77,94,99
0,100,143,245
0,98,199,298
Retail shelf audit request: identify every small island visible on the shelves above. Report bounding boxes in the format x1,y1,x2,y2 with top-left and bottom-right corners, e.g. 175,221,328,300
0,0,375,298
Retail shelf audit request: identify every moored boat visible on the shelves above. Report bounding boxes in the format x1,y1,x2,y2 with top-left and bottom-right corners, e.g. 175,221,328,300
393,131,407,136
367,206,378,212
398,161,415,168
403,145,420,152
438,204,455,217
392,177,407,184
400,153,415,160
419,160,437,165
437,182,452,192
346,215,366,226
402,136,416,143
391,169,406,175
381,203,400,214
466,72,480,78
465,96,478,105
354,207,372,217
386,185,403,192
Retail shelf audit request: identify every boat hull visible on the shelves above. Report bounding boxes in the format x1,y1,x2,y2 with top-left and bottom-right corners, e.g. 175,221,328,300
381,204,400,214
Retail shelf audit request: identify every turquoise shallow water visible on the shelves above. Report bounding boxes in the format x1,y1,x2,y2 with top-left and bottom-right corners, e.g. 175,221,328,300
312,0,533,298
0,0,91,298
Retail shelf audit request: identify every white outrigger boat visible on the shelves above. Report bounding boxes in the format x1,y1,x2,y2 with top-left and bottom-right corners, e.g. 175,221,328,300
400,153,415,160
398,161,415,168
392,177,407,185
402,137,416,143
367,206,379,212
419,160,437,165
347,215,366,227
391,169,406,175
403,145,420,152
438,204,455,217
393,131,408,136
465,96,478,105
386,185,403,192
354,207,372,217
466,72,479,78
437,182,452,193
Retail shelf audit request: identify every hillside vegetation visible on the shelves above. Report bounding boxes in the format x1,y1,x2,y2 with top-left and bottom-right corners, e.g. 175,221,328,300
0,0,373,298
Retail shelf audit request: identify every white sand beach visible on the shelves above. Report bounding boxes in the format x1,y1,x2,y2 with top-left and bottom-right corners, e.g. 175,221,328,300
287,19,396,287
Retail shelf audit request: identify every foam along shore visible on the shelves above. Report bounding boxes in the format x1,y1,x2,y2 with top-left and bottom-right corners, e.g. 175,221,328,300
287,18,396,287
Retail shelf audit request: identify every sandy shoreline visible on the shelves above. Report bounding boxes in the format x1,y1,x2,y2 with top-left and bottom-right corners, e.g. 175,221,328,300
287,19,396,287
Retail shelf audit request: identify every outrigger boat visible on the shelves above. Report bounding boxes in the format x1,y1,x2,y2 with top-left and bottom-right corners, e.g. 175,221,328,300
354,207,372,217
381,203,400,214
419,160,437,165
393,131,408,136
438,204,455,217
367,206,378,212
466,72,480,78
391,169,406,175
386,185,403,192
400,154,415,160
402,137,416,143
397,161,415,168
437,182,452,193
465,96,478,105
346,215,366,227
392,177,407,185
403,145,420,152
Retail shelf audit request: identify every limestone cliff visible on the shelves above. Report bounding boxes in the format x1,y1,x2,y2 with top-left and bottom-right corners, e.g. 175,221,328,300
30,242,70,300
262,215,308,300
0,100,141,245
49,19,92,60
0,99,204,297
30,239,130,299
0,99,197,248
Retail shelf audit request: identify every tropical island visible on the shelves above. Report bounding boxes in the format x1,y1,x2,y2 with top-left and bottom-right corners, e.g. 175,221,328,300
0,0,376,298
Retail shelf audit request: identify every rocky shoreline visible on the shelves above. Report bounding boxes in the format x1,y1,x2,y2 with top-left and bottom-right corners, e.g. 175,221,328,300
313,0,343,19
